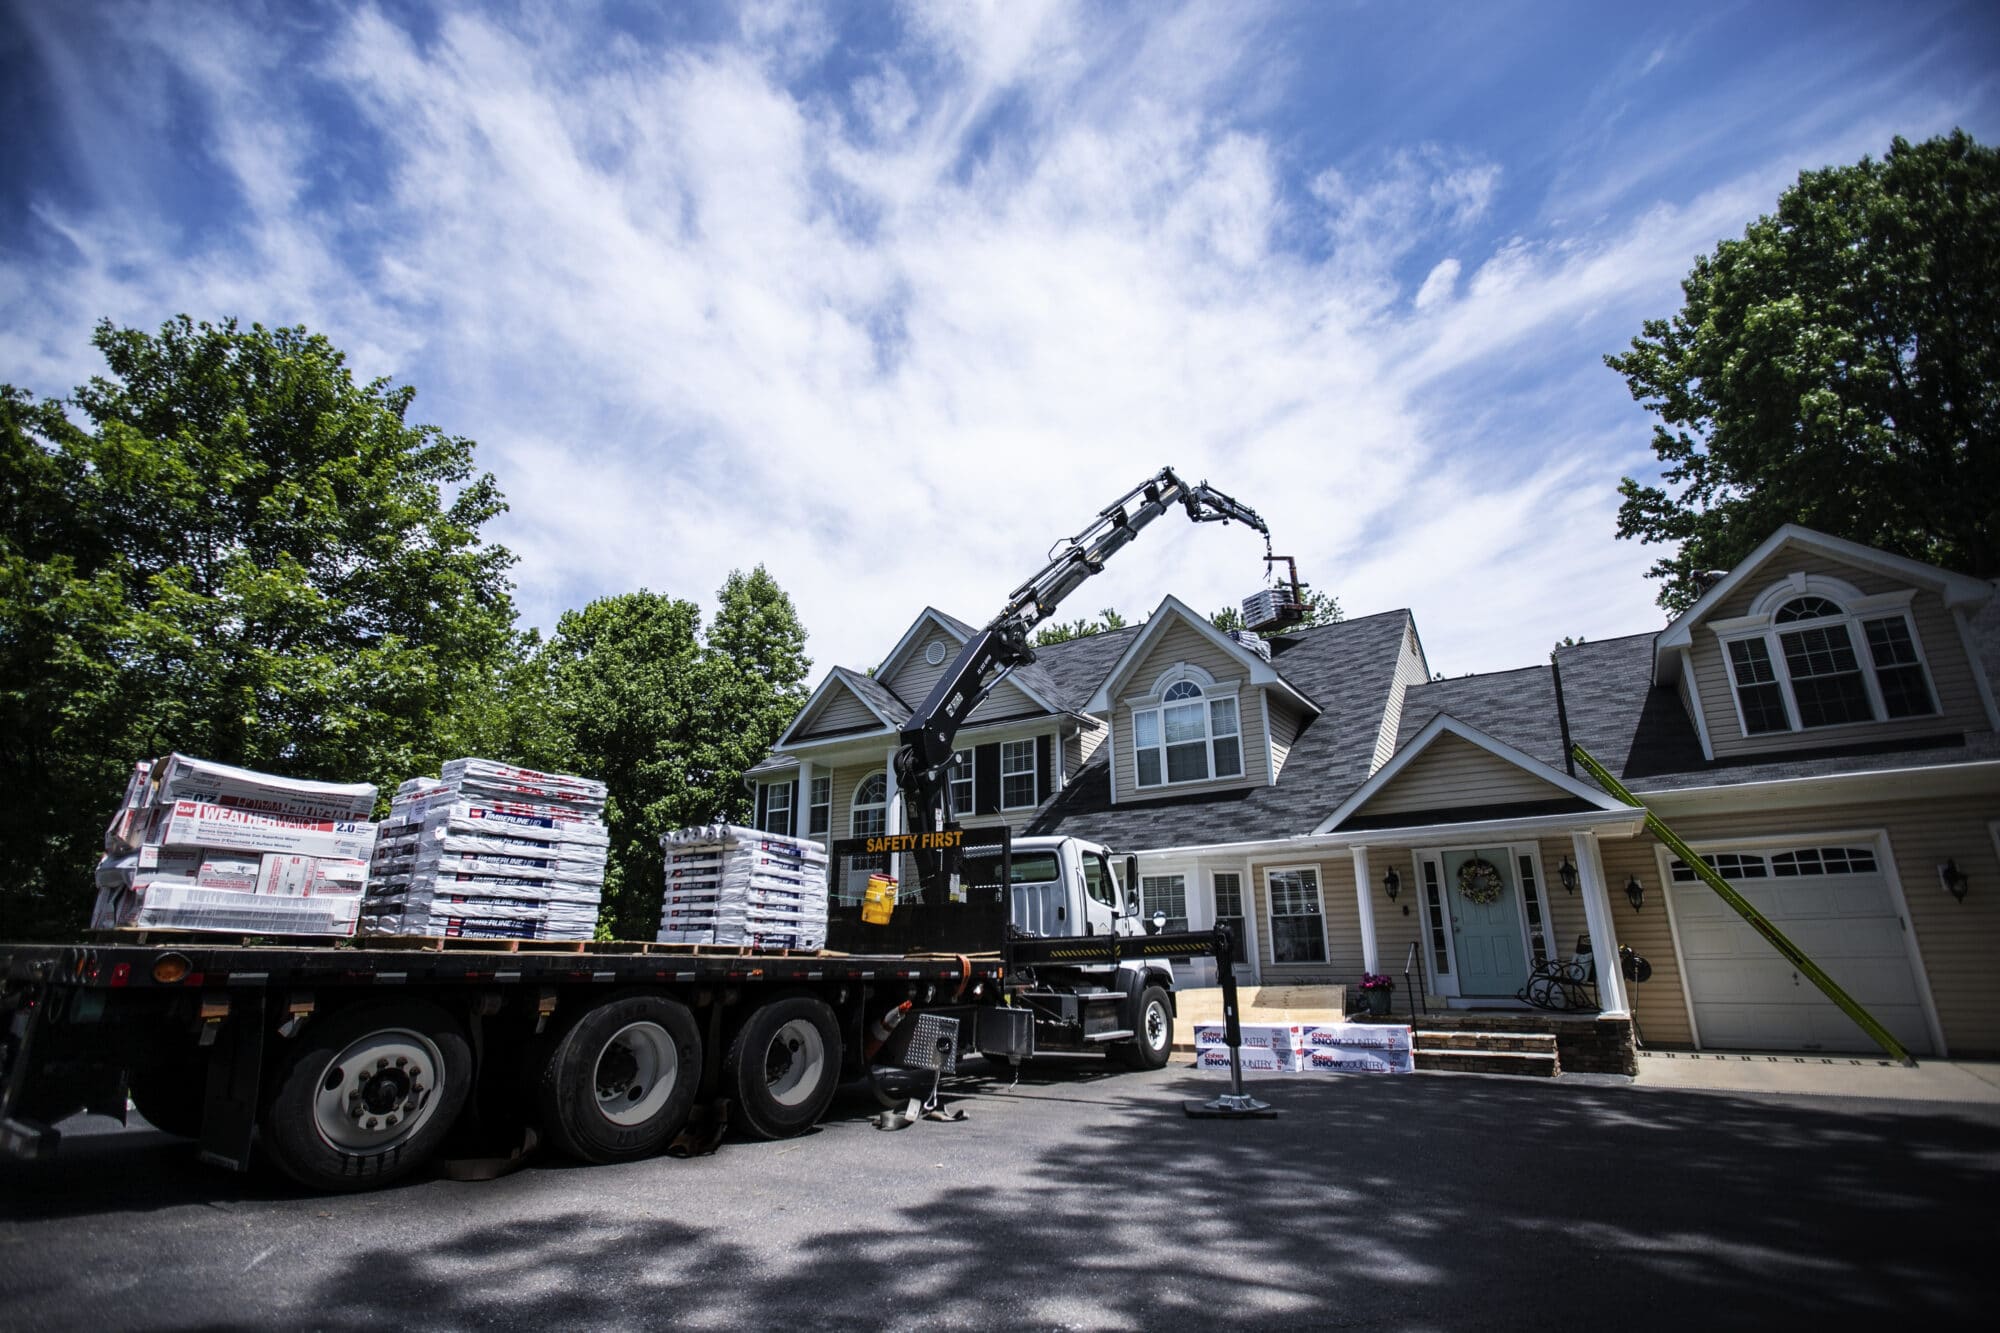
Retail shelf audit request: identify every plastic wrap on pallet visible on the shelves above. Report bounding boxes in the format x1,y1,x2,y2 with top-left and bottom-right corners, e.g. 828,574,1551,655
656,823,828,948
99,883,360,936
150,753,377,822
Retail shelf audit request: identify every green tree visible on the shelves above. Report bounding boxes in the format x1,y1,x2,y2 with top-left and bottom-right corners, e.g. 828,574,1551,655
1033,606,1129,646
1210,589,1342,636
533,571,810,941
1,317,518,937
1608,130,1999,612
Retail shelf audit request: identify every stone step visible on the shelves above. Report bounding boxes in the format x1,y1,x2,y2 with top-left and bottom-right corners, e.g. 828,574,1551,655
1415,1030,1557,1054
1415,1048,1561,1077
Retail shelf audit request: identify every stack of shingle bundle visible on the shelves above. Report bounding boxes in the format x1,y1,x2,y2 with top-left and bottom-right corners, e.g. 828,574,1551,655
91,754,379,937
658,824,829,950
361,759,609,941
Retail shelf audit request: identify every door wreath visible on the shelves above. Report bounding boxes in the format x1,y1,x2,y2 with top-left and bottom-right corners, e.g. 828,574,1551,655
1456,858,1504,905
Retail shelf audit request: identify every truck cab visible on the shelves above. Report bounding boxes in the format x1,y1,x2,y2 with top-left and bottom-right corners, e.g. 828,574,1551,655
960,835,1175,1069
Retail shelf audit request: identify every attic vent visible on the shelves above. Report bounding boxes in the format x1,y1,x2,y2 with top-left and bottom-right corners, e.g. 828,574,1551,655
1228,630,1272,662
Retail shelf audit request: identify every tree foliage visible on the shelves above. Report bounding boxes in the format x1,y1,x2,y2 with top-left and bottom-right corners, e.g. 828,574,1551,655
1608,130,1999,611
2,317,517,937
1033,607,1130,646
516,570,810,940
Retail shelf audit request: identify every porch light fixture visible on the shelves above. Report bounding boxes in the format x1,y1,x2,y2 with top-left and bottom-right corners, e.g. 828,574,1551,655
1557,856,1578,895
1938,860,1970,903
1382,867,1401,903
1625,875,1647,912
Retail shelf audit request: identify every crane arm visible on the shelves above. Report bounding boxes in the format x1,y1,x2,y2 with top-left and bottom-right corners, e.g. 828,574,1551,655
893,467,1272,844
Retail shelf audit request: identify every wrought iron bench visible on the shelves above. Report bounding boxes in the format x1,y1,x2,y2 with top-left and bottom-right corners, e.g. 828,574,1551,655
1518,935,1651,1012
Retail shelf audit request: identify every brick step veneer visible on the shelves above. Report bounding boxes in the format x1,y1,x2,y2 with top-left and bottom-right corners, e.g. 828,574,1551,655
1414,1048,1560,1077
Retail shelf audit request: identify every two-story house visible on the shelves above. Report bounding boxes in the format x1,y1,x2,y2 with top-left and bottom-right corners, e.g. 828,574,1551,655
744,525,2000,1059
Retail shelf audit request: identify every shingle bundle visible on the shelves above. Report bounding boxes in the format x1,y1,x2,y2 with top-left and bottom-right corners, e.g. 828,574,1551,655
658,824,829,950
361,760,609,942
91,754,379,937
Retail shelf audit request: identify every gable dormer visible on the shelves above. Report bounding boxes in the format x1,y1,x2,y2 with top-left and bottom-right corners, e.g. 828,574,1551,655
876,607,1060,728
1654,526,1999,759
1084,596,1319,802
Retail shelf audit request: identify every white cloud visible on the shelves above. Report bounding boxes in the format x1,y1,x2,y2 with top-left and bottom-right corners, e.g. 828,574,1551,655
3,0,1975,690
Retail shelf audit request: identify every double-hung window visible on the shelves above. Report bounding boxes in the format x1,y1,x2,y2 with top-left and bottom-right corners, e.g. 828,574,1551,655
760,782,793,837
947,749,975,815
1141,874,1188,934
1722,592,1938,735
1133,679,1243,788
1266,867,1325,963
1000,740,1037,809
807,775,830,840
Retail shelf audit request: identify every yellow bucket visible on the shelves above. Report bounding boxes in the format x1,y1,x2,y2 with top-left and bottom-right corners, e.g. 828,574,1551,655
861,874,898,925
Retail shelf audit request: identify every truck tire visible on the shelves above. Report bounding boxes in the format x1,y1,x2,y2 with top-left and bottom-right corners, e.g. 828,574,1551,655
535,993,702,1164
724,995,841,1140
1114,985,1174,1070
130,1057,208,1139
262,1000,472,1192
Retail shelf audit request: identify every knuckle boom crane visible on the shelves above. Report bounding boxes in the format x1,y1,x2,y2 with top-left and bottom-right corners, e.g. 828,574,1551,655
892,465,1300,903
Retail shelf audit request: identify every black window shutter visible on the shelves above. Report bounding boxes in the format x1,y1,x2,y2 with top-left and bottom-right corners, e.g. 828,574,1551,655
754,783,767,829
789,780,800,837
975,743,1000,815
1036,734,1053,805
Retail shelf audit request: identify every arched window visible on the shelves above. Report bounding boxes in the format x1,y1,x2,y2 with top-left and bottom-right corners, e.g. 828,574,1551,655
846,772,889,897
1723,586,1937,734
1132,672,1242,787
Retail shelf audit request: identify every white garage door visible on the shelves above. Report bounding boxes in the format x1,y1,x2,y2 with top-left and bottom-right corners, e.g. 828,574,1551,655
1669,844,1933,1056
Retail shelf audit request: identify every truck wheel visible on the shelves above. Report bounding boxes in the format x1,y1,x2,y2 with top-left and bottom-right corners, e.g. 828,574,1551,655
1114,986,1174,1070
535,994,702,1163
130,1058,208,1139
262,1001,471,1192
724,995,841,1140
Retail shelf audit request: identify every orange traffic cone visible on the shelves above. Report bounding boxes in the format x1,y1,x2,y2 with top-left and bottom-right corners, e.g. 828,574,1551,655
864,1000,913,1061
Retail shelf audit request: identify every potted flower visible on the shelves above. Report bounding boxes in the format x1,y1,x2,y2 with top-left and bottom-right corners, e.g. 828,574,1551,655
1359,972,1395,1016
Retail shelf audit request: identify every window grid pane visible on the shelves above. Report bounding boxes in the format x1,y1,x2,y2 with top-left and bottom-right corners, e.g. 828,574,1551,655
1213,872,1248,965
1422,862,1450,974
1781,625,1874,727
1165,742,1209,783
1517,855,1550,965
947,749,974,813
808,777,830,838
1865,618,1937,718
1268,868,1325,963
1728,639,1791,734
1001,740,1037,808
1142,874,1188,933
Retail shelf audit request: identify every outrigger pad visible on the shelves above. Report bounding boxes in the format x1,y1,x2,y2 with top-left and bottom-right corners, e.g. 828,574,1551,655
1183,1095,1279,1120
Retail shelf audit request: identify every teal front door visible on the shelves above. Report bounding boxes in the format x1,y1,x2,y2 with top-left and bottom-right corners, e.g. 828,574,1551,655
1445,849,1527,998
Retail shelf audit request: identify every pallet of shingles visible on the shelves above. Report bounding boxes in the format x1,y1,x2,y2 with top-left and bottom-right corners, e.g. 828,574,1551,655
361,760,610,941
91,753,379,937
658,824,830,949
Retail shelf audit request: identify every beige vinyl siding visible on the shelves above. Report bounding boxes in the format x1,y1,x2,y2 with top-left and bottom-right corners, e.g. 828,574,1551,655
966,679,1039,725
1067,722,1107,782
1247,856,1363,983
1269,701,1305,780
1644,795,2000,1055
883,633,958,709
1690,550,1987,757
1372,622,1431,775
1360,733,1572,818
1114,618,1269,800
797,684,887,740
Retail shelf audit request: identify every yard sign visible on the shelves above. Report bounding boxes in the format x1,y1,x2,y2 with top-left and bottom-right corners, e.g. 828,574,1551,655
1571,744,1915,1067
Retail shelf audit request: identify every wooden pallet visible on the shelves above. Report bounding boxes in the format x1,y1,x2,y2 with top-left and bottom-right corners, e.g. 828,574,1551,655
93,928,360,950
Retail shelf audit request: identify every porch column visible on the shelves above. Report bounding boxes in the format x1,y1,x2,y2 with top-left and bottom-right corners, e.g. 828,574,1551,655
1350,846,1381,975
1573,830,1630,1017
798,759,818,844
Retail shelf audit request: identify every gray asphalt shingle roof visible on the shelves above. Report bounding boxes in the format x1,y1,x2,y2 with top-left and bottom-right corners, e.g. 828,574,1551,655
837,669,909,728
1396,664,1567,764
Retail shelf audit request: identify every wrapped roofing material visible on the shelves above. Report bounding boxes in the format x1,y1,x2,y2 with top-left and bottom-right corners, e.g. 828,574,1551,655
658,824,830,950
91,753,380,938
362,760,608,941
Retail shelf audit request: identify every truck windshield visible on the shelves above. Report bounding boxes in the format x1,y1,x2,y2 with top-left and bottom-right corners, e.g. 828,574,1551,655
960,851,1060,886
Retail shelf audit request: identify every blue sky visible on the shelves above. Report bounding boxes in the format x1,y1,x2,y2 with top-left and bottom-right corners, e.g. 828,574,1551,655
4,0,1996,679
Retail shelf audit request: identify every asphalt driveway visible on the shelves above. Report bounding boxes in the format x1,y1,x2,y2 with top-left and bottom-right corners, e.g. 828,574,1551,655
1,1063,1993,1331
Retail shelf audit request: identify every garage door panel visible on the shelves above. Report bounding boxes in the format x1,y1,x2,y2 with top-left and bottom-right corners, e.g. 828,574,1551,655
1669,857,1933,1056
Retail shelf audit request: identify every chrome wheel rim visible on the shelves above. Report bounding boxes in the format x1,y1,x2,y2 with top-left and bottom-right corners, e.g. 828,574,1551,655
764,1018,827,1107
595,1021,678,1126
312,1028,445,1154
1144,1001,1169,1050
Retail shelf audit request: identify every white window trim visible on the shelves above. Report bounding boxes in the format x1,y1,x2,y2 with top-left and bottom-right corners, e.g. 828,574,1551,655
1211,867,1256,971
1713,586,1938,737
1141,872,1190,934
1651,828,1947,1058
1264,863,1330,965
1127,664,1245,791
1000,738,1038,811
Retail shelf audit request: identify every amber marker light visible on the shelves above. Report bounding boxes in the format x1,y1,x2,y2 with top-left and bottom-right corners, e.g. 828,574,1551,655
151,953,192,984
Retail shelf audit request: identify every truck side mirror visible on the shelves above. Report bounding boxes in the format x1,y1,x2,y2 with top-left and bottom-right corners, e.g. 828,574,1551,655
1124,897,1140,918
